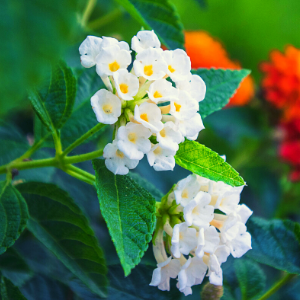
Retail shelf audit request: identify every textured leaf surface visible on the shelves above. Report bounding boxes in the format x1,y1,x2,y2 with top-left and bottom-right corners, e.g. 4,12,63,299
29,61,76,131
1,276,27,300
175,140,245,186
247,217,300,274
17,182,107,297
0,182,29,255
193,68,251,118
93,159,156,276
234,259,266,299
115,0,184,50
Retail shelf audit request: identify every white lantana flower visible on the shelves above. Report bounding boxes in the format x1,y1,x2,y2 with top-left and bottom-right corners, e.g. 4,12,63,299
156,122,182,152
113,69,139,100
147,144,176,171
117,122,151,160
174,174,201,207
101,36,130,51
150,257,181,291
91,89,121,124
171,223,197,258
183,191,214,228
134,48,167,80
170,90,199,121
176,113,204,140
79,36,103,68
103,140,139,175
96,44,131,76
134,102,163,133
177,257,208,296
195,226,220,258
162,49,191,82
148,79,178,103
131,30,161,53
176,74,206,102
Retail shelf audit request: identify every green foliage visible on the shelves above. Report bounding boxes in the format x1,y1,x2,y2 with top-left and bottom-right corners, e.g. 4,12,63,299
93,159,156,276
0,276,27,300
193,68,250,119
234,258,266,299
247,217,300,274
0,182,29,255
115,0,184,50
16,182,108,297
0,0,81,117
175,140,245,186
29,61,76,132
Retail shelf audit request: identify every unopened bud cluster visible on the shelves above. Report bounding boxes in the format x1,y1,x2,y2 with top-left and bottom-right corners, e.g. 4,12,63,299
150,174,252,296
79,30,206,175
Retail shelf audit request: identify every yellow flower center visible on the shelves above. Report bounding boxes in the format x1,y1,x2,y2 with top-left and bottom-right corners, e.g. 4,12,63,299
153,91,163,98
115,149,124,158
140,113,149,122
153,146,162,155
182,189,189,198
174,102,181,112
160,128,166,138
168,65,176,73
128,132,137,143
119,83,129,94
102,104,113,114
109,61,120,72
144,65,153,76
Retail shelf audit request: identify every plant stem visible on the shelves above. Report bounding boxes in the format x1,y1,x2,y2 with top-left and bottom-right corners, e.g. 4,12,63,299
63,148,103,165
64,168,95,186
81,0,97,27
65,165,95,182
87,8,122,30
53,131,62,155
62,123,106,157
257,273,297,300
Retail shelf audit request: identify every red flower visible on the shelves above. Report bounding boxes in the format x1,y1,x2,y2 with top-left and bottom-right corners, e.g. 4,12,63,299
260,46,300,121
184,31,255,107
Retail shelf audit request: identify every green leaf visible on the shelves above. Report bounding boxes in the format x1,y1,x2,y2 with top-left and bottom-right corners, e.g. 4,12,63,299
0,182,29,255
0,0,81,117
247,217,300,274
193,68,251,119
234,258,266,299
0,276,27,300
175,140,245,187
93,159,156,276
29,61,76,132
16,182,108,297
115,0,184,50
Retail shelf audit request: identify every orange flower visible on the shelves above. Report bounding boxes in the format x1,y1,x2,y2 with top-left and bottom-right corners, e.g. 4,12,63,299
185,31,255,107
260,45,300,121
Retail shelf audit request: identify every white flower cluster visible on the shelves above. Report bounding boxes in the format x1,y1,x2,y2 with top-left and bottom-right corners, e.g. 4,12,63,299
150,174,252,296
79,30,206,175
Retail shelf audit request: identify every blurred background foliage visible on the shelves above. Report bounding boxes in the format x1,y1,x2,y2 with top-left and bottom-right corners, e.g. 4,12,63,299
1,0,300,299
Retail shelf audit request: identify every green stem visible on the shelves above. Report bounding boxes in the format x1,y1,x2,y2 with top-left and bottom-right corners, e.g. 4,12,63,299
62,123,106,157
81,0,97,27
87,8,122,30
64,168,95,186
63,148,103,165
257,273,297,300
53,131,63,155
65,165,95,182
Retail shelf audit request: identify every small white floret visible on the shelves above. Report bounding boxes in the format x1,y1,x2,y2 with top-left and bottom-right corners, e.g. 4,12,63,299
149,257,181,291
176,113,204,140
79,36,103,68
101,36,130,51
103,140,139,175
195,226,220,258
176,74,206,102
131,30,161,53
148,79,178,103
147,144,176,171
162,49,191,82
91,89,121,124
171,223,197,258
134,48,167,80
183,191,214,228
134,102,163,133
156,121,182,152
113,69,139,100
96,44,131,76
117,122,151,160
